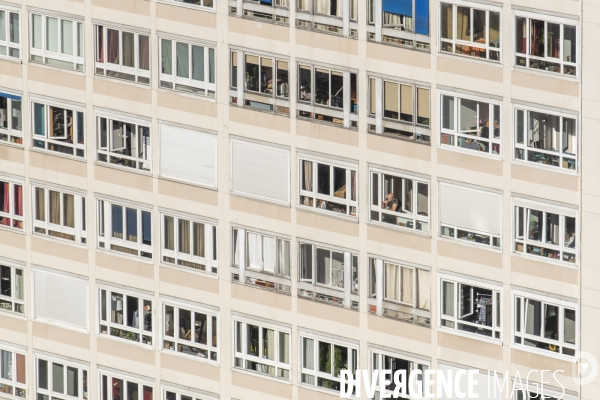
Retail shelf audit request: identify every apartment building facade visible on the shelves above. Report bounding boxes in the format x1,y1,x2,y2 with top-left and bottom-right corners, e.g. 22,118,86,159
0,0,598,399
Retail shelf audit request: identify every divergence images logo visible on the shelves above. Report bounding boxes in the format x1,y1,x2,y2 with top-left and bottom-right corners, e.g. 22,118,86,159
573,351,598,386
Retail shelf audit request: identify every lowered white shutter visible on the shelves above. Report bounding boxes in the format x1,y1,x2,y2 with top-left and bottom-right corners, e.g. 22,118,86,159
439,364,502,399
160,124,217,187
231,139,289,204
439,182,502,235
33,269,88,330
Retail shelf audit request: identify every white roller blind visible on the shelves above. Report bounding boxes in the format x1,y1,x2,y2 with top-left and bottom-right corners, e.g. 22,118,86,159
231,139,289,204
440,183,501,235
160,124,217,187
439,364,502,399
33,269,88,330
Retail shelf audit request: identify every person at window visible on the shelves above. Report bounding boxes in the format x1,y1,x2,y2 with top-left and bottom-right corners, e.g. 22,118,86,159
565,232,576,248
493,120,500,138
479,121,490,139
382,192,399,212
143,304,152,331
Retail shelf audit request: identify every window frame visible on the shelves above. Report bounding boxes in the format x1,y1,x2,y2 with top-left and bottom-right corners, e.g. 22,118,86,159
0,176,24,232
0,7,20,60
232,227,290,277
0,262,25,317
366,0,431,50
96,197,153,260
94,24,150,84
512,104,578,174
29,13,84,71
512,289,577,361
296,0,358,38
369,348,429,399
162,300,219,364
0,344,27,399
95,112,152,173
162,385,219,400
439,1,502,62
232,316,291,381
31,184,87,245
438,274,502,344
159,0,215,12
369,167,430,233
298,155,358,219
98,370,154,400
98,285,154,348
513,10,578,78
234,0,290,25
0,91,23,146
35,353,88,400
513,197,578,266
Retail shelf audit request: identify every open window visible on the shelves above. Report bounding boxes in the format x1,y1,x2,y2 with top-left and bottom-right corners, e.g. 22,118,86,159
514,105,577,172
440,91,501,157
99,370,153,400
99,285,153,346
32,100,85,158
96,113,151,172
95,25,150,84
367,0,429,49
296,0,357,38
0,91,22,145
0,177,23,231
229,0,289,25
0,262,24,315
370,348,428,398
36,354,88,400
0,345,26,398
0,7,20,60
163,301,218,362
233,316,291,381
33,184,86,244
30,13,83,71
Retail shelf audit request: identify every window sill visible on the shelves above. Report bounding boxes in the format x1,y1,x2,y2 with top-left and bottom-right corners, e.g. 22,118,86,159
0,140,24,150
30,147,87,164
158,175,217,192
299,383,353,398
157,86,216,103
98,333,154,351
230,192,290,208
511,251,578,270
32,233,87,250
295,24,357,40
95,247,154,265
438,144,502,161
33,317,89,335
296,205,358,224
232,367,292,385
367,130,431,146
161,348,219,366
437,51,503,69
233,13,290,27
511,159,578,177
94,161,152,178
438,326,502,346
366,37,431,54
0,308,27,321
28,60,85,76
510,344,576,363
229,102,290,118
512,65,579,83
160,261,218,279
297,115,358,131
0,56,22,65
156,0,216,13
0,225,25,236
366,221,431,238
437,236,502,254
93,74,151,90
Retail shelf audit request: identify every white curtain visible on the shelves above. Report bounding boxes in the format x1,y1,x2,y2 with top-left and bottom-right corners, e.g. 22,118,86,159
46,17,59,52
417,269,430,310
279,332,290,363
262,236,276,274
302,338,314,370
401,267,414,304
233,229,241,265
247,232,261,270
1,350,12,380
385,263,398,301
278,239,290,276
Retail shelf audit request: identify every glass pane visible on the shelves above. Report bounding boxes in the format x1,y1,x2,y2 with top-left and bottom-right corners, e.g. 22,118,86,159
176,42,189,78
318,341,331,373
138,35,149,70
0,350,11,380
417,88,430,125
32,15,42,49
331,71,343,108
192,222,205,257
333,167,346,198
456,7,470,41
247,324,259,357
564,308,576,344
384,81,398,119
125,208,137,242
52,363,64,393
302,338,314,370
262,328,275,360
179,308,191,340
317,164,330,195
38,359,48,389
111,292,124,324
161,39,172,75
191,45,204,81
440,3,453,40
163,216,174,251
164,305,174,337
473,9,486,42
525,299,541,336
194,312,208,344
61,20,73,55
529,20,544,57
122,31,134,67
299,65,311,101
0,12,5,42
489,11,500,48
106,29,119,64
9,13,19,44
279,332,290,363
0,265,10,299
63,193,75,228
178,219,190,254
442,281,454,317
77,23,83,57
67,366,78,397
565,216,576,249
142,211,151,245
46,17,59,52
545,213,559,245
15,269,24,300
260,57,273,94
400,85,413,122
126,295,139,328
245,55,259,92
126,382,138,400
547,23,560,59
528,210,542,242
112,378,122,400
316,248,331,286
563,25,576,63
49,191,61,225
543,304,558,340
276,60,289,97
314,69,330,106
209,48,215,84
459,98,477,132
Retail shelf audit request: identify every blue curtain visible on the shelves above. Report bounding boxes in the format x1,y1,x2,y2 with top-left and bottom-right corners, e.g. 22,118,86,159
34,103,45,136
382,0,412,16
415,0,429,35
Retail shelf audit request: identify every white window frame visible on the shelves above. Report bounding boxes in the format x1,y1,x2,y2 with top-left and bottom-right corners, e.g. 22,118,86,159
98,285,154,348
159,0,215,12
94,24,150,84
512,289,577,361
513,197,578,266
159,36,216,98
369,167,430,233
97,197,153,260
0,344,27,399
439,1,502,62
296,0,357,38
366,0,431,49
299,331,358,393
439,91,502,158
0,176,24,232
438,274,502,344
513,104,577,173
369,348,429,399
232,228,290,276
513,10,578,77
162,300,219,363
98,370,154,400
96,112,151,173
161,212,218,275
233,316,291,381
298,155,358,219
0,91,23,146
31,99,86,159
31,184,86,245
0,262,25,316
162,384,219,400
29,13,84,71
232,0,289,25
0,7,20,60
35,354,88,400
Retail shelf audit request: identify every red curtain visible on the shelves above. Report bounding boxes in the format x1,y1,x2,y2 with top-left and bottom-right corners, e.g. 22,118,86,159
14,184,22,216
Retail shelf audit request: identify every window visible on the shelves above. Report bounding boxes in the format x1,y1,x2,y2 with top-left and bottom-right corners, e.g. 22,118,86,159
439,275,501,341
513,290,577,358
367,0,429,49
230,49,290,114
299,157,357,218
300,332,357,392
0,92,22,145
439,182,501,248
162,213,218,274
0,178,23,230
368,77,430,142
440,92,501,156
159,37,215,98
369,169,429,232
30,13,84,71
97,198,153,259
99,371,153,400
32,100,85,158
0,346,26,398
514,198,577,265
368,257,430,325
0,263,24,315
440,3,500,62
232,227,291,293
515,12,577,76
514,106,577,172
32,185,86,244
0,8,20,59
370,349,428,399
297,63,358,128
36,355,88,400
96,114,151,172
298,242,358,309
99,286,153,346
162,0,214,11
233,317,290,380
230,0,289,25
163,301,218,362
163,386,218,400
296,0,357,38
95,25,150,84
